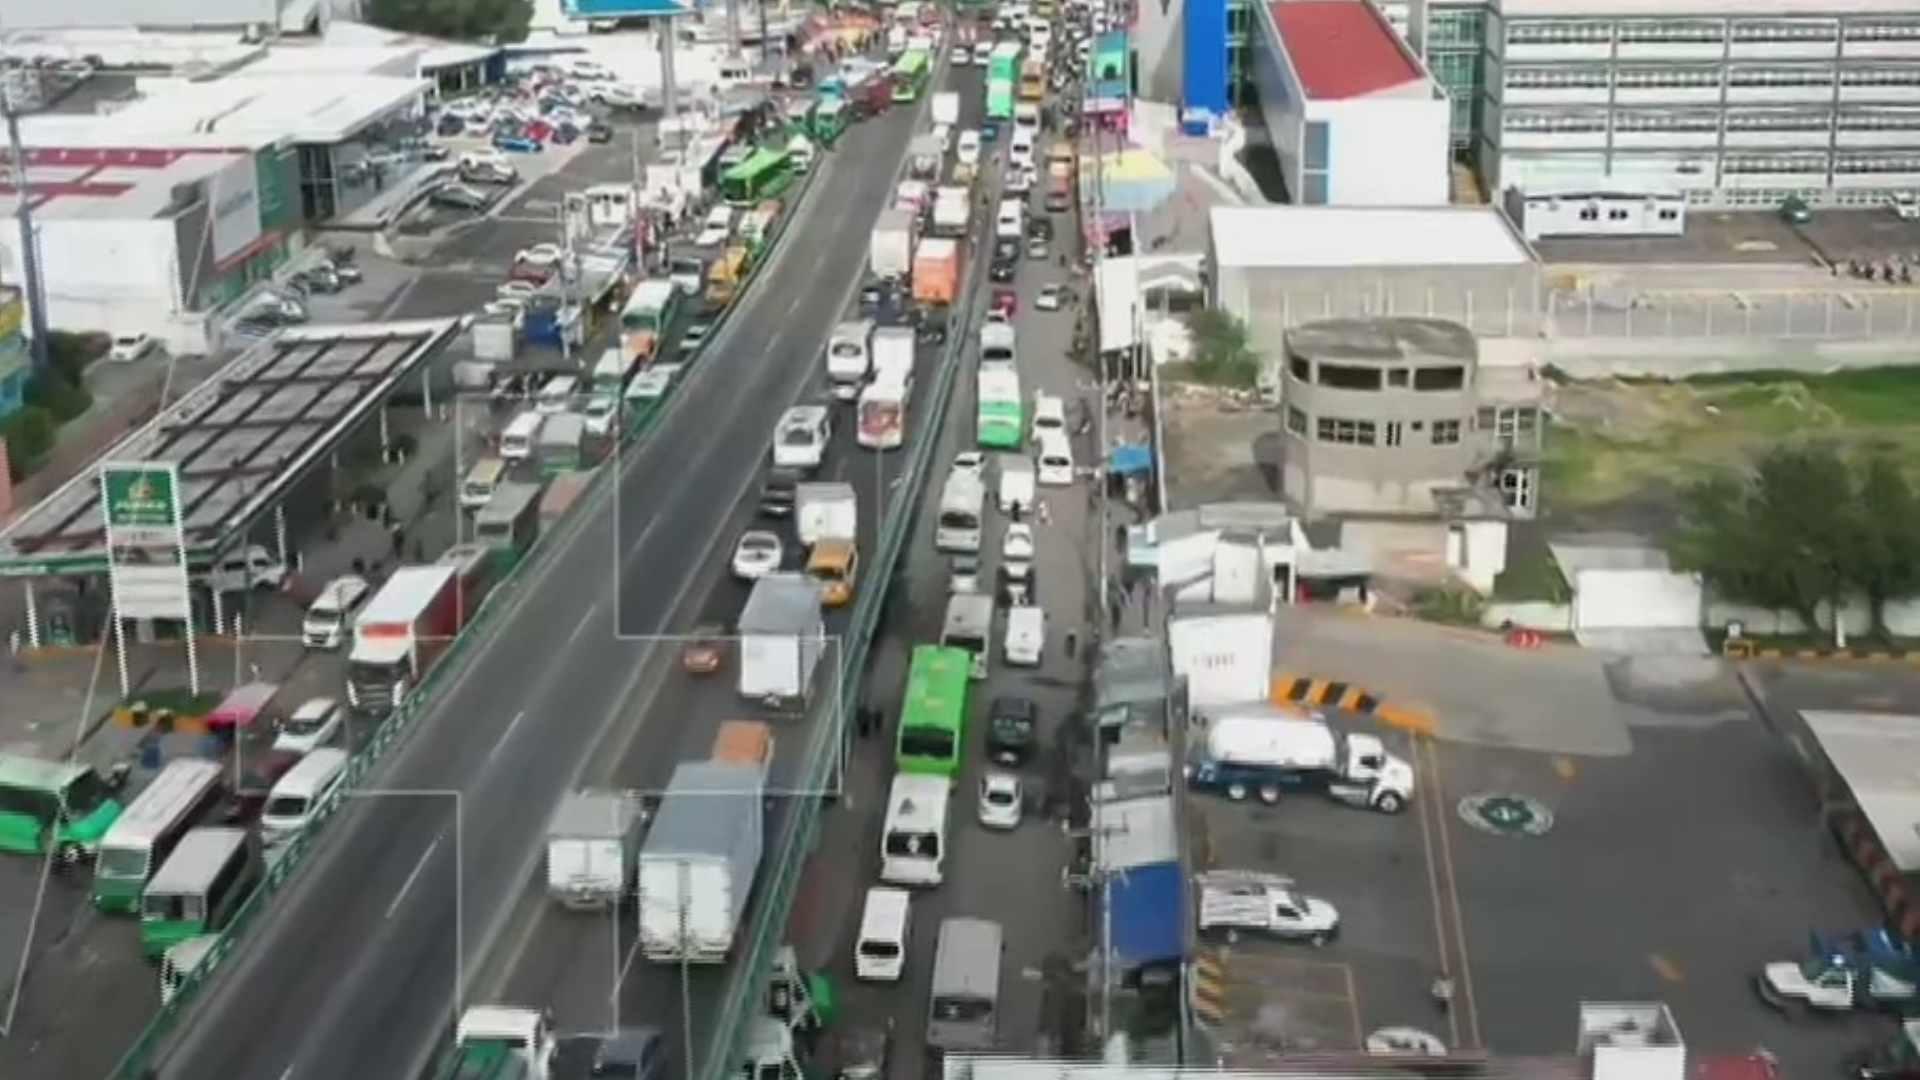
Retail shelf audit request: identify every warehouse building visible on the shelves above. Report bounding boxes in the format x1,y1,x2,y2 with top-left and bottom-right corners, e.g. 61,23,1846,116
1250,0,1452,204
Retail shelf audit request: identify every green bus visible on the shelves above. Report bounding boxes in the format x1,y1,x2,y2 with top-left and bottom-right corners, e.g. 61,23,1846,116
0,753,124,860
895,645,971,778
987,42,1023,84
720,147,797,205
985,83,1015,121
975,366,1024,449
891,50,931,103
141,826,261,958
810,96,849,146
93,758,225,913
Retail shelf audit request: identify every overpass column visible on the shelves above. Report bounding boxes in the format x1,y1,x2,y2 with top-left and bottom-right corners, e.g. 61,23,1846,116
378,404,391,456
274,505,289,566
210,584,226,637
22,579,38,649
421,363,434,418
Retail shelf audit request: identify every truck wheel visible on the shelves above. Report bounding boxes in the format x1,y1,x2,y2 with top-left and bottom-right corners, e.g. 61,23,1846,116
1257,785,1280,805
1225,783,1249,802
1374,792,1406,814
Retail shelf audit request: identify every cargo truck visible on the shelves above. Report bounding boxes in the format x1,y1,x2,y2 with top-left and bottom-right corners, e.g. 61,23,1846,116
738,573,828,702
908,133,944,179
471,314,518,363
546,789,644,910
912,238,962,306
1167,609,1273,709
345,564,463,717
869,208,915,282
870,326,915,385
933,90,960,127
798,482,860,606
1185,708,1415,813
931,186,970,238
637,761,766,962
430,1005,556,1080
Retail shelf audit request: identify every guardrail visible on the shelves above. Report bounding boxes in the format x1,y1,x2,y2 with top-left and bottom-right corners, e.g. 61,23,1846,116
106,147,829,1080
696,162,987,1080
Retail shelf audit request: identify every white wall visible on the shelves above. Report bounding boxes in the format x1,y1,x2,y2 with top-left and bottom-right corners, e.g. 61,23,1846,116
1312,94,1451,206
4,218,183,342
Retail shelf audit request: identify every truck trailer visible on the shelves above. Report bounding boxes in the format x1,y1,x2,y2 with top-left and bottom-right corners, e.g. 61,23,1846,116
345,565,463,717
1186,708,1415,813
636,761,767,962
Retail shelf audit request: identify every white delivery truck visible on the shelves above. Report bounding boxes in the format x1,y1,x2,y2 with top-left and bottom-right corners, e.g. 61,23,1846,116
931,186,971,238
1167,609,1274,709
797,483,859,548
737,573,827,702
1186,707,1416,813
995,453,1034,515
869,208,916,282
433,1006,557,1079
637,761,766,962
828,319,875,401
870,326,916,386
932,90,960,128
546,789,645,910
470,314,518,363
909,133,945,180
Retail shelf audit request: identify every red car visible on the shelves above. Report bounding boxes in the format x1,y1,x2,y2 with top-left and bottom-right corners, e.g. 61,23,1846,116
523,118,555,143
509,261,555,283
990,288,1018,320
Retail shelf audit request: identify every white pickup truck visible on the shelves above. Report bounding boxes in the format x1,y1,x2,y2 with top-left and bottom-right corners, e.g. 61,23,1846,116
1194,869,1341,945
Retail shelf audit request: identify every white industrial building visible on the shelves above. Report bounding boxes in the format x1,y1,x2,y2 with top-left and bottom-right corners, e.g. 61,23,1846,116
1250,0,1452,205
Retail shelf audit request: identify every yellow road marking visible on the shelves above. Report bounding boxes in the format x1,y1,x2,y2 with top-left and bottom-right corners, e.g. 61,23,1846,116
1553,756,1577,781
1649,953,1685,983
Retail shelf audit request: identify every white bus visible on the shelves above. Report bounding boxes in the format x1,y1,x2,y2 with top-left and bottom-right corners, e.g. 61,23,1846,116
92,759,225,914
857,372,910,450
591,346,636,394
499,411,544,461
880,773,951,887
934,470,985,553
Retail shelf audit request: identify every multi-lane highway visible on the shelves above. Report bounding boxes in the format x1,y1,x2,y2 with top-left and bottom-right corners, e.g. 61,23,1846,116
149,69,946,1080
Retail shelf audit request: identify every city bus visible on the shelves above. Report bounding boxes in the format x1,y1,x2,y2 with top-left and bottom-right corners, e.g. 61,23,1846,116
0,753,124,859
620,278,682,363
810,96,849,146
92,758,225,914
890,49,931,102
857,371,910,450
719,147,797,206
895,645,971,778
987,42,1022,86
985,80,1015,122
140,826,261,958
1019,59,1046,102
976,366,1024,449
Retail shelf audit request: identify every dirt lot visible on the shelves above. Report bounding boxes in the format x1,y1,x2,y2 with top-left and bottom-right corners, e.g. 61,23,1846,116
1542,365,1920,524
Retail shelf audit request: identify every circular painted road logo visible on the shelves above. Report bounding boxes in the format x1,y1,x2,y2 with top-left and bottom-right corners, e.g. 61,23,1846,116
1458,793,1554,836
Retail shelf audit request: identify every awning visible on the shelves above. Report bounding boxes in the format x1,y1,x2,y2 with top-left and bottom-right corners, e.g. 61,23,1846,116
1109,443,1152,475
1108,861,1186,969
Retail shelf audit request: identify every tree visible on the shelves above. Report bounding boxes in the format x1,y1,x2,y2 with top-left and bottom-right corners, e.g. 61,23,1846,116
1850,453,1920,638
1671,445,1857,634
1183,309,1260,389
365,0,533,43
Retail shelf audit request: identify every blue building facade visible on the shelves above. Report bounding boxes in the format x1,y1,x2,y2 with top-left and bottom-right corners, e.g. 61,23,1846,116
1182,0,1228,120
0,290,27,423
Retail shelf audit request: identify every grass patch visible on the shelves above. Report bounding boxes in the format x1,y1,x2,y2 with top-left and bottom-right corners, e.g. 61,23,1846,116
1493,547,1570,603
125,688,224,716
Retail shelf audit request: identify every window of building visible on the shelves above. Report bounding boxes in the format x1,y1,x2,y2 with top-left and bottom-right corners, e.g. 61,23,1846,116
1302,121,1330,171
1504,66,1610,91
1316,417,1377,445
1428,9,1485,49
1300,172,1329,206
1725,109,1833,131
1839,108,1920,132
1845,20,1920,43
1722,152,1831,174
1615,67,1721,90
1834,152,1920,174
1617,20,1723,45
1384,421,1403,447
1226,4,1249,37
1286,406,1308,435
1502,110,1608,134
1658,208,1680,220
1731,20,1839,43
1386,368,1410,387
1506,21,1611,46
1613,110,1721,133
1412,366,1466,391
1290,356,1311,381
1318,363,1382,391
1431,419,1462,445
1729,66,1837,89
1841,67,1920,89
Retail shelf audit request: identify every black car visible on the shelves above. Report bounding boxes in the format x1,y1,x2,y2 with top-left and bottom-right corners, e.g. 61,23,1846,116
988,696,1038,765
588,120,614,143
989,258,1017,283
858,280,886,313
1026,217,1054,242
590,1025,668,1079
993,237,1022,262
916,310,948,345
758,468,803,517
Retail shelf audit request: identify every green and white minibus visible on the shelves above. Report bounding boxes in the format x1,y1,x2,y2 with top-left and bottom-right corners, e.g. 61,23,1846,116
93,758,225,914
141,826,261,959
0,752,124,860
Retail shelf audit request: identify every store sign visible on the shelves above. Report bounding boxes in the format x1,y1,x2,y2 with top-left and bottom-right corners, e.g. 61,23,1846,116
101,462,192,620
209,157,263,266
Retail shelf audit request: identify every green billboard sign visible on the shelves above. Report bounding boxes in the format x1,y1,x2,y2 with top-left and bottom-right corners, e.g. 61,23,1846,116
102,466,181,532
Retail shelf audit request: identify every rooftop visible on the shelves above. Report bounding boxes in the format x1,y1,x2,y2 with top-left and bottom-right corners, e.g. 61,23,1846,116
1269,1,1422,101
0,146,247,219
0,320,461,577
1210,205,1536,270
1285,317,1480,365
22,72,425,145
1500,0,1920,15
1801,710,1920,873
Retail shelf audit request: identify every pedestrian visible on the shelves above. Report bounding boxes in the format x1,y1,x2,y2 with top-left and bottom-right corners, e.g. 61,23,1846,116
390,524,405,559
1109,598,1121,631
1064,628,1078,659
1037,499,1050,525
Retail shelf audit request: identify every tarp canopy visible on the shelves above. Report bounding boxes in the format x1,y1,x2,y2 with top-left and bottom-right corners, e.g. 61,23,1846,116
1108,861,1186,968
1109,443,1152,475
1081,149,1175,215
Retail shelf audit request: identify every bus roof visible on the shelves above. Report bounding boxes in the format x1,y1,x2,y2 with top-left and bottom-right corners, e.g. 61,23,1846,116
146,827,248,895
477,482,544,524
101,759,223,851
990,41,1023,59
0,752,94,792
630,278,678,307
977,367,1021,400
904,645,970,712
892,49,930,73
723,146,789,181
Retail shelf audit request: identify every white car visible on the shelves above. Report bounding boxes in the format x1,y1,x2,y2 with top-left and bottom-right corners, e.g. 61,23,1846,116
1002,522,1035,562
732,530,785,579
1036,432,1075,486
1035,284,1067,311
978,773,1023,829
1893,192,1920,220
956,130,982,169
109,333,156,362
952,450,987,479
1005,170,1033,195
581,393,617,437
515,242,564,270
1031,393,1067,443
274,697,344,756
974,42,995,63
772,404,832,470
950,553,983,594
952,46,971,66
696,207,735,247
497,280,539,302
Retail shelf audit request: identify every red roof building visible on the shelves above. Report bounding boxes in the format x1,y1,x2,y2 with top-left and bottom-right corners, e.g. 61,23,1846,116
1269,1,1422,100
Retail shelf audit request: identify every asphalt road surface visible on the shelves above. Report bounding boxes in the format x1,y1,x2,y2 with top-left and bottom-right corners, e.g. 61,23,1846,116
149,86,937,1080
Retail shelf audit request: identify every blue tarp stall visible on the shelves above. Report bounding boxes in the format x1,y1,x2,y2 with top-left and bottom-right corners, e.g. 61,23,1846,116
1109,443,1152,476
1108,861,1186,983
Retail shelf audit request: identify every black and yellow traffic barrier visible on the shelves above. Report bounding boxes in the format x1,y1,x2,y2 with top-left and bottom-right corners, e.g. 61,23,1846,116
1270,673,1437,736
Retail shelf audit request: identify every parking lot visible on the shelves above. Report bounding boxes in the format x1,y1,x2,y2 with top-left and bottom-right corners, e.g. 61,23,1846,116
1185,605,1896,1075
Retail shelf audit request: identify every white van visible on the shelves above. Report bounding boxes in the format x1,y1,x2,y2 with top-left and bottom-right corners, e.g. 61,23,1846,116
995,198,1025,241
536,374,578,414
259,748,349,845
499,411,543,462
855,886,912,981
996,453,1035,514
1009,130,1036,172
1004,605,1045,666
1031,393,1066,443
1013,103,1042,134
1035,431,1075,486
301,574,371,650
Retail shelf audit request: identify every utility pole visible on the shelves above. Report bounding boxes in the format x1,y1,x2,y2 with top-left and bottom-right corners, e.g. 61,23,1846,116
757,0,771,68
3,79,51,370
727,0,743,57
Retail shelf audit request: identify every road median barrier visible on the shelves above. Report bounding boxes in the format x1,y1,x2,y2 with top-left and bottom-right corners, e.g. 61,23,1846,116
1724,637,1920,664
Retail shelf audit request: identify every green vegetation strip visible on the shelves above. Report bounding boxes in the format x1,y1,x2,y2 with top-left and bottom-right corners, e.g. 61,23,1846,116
108,155,826,1080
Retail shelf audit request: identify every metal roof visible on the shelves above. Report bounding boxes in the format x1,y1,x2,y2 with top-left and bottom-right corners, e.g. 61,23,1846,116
1802,710,1920,873
0,319,459,577
1092,795,1177,872
1210,206,1534,270
1269,1,1422,101
738,573,822,635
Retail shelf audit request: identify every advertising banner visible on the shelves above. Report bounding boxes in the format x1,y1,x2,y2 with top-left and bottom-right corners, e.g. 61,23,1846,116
101,463,193,620
209,156,263,266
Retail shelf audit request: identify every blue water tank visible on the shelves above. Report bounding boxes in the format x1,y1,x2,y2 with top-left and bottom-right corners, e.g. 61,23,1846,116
1183,0,1229,118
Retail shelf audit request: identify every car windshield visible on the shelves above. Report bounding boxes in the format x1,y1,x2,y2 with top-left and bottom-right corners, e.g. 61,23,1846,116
743,536,778,554
780,426,815,447
883,829,940,858
984,785,1016,805
263,795,308,819
284,712,329,736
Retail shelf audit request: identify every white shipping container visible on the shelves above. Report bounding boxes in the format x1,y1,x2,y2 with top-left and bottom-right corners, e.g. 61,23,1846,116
1167,610,1273,709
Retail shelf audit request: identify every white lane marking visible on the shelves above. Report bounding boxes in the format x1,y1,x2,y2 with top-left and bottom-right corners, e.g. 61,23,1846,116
565,606,598,647
387,834,443,920
279,1068,295,1080
486,710,528,766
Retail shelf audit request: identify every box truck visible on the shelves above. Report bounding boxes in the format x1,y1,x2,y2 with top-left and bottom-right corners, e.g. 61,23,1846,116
636,761,766,962
345,565,462,717
738,573,827,702
546,789,644,910
869,208,916,282
912,238,962,306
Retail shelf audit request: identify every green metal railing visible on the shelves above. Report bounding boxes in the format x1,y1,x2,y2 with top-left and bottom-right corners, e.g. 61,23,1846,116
106,151,828,1080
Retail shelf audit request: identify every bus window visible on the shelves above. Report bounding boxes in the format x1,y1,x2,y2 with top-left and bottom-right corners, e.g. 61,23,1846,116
720,148,798,205
0,753,123,859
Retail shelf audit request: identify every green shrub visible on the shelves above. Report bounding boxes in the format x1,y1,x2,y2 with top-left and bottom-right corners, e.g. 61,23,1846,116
0,405,56,481
24,368,92,423
46,330,107,385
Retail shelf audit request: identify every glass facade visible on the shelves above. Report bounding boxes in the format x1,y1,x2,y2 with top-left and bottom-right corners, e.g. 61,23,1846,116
1426,5,1487,149
296,103,433,224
